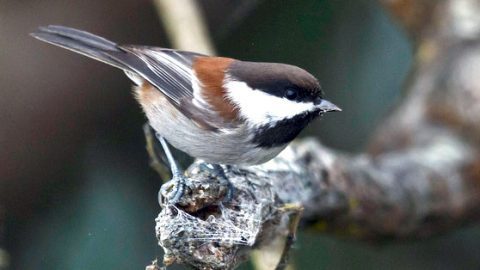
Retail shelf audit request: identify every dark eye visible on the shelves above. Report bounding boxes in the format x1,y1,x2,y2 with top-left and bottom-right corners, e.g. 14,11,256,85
285,88,298,100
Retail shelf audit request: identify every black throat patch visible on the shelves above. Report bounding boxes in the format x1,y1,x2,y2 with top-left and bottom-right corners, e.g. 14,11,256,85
252,110,320,148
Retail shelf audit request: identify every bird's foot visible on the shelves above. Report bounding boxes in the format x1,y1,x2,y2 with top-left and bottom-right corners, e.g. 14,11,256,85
154,133,189,206
198,163,234,203
153,130,234,207
159,173,188,206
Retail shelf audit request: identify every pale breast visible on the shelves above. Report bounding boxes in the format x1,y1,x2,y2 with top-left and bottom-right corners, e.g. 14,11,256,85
135,83,286,165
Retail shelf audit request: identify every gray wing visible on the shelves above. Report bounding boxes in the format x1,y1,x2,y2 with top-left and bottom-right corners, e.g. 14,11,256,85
116,46,204,104
31,25,204,106
31,25,236,130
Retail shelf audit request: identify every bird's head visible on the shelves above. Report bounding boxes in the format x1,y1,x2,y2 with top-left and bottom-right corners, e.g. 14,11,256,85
224,61,341,127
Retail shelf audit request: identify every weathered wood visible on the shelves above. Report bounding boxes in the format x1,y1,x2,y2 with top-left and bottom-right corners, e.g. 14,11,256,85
152,0,480,268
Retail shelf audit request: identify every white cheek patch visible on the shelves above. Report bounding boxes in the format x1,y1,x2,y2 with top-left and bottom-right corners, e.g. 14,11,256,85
224,80,316,126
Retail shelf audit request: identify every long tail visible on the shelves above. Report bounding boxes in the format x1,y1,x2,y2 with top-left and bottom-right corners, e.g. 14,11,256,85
31,25,130,71
31,25,202,103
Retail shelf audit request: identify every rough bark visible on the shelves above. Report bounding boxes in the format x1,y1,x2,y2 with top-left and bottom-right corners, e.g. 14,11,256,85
152,0,480,269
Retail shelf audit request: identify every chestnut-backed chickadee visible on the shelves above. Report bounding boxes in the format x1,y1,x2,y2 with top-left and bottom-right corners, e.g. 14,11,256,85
32,25,340,166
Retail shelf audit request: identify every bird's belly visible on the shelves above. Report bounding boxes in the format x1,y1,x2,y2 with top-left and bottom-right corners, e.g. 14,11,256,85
150,111,285,165
136,85,286,165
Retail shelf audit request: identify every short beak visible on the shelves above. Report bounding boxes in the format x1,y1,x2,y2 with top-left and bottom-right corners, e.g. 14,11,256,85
314,99,342,112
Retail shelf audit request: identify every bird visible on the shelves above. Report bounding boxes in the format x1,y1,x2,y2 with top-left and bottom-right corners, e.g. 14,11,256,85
31,25,341,202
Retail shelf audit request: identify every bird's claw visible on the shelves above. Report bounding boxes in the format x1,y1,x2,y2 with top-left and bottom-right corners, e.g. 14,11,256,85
198,163,235,203
159,174,187,206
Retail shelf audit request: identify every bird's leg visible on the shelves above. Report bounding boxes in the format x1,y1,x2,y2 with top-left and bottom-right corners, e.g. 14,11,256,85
198,163,234,202
155,133,187,205
143,124,171,180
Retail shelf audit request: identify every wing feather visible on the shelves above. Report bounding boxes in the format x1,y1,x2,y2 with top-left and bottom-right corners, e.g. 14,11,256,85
114,46,203,105
32,25,234,129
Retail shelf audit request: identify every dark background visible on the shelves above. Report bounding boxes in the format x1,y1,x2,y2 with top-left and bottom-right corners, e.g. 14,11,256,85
1,0,479,269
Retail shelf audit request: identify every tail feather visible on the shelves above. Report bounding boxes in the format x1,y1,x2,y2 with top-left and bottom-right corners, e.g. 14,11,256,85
31,25,127,70
31,25,199,104
37,25,118,51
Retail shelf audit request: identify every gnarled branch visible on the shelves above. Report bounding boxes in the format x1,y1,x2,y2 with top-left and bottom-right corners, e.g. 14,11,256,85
152,0,480,269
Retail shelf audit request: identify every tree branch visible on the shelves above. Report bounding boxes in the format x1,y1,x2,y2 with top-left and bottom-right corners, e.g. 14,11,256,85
152,0,480,269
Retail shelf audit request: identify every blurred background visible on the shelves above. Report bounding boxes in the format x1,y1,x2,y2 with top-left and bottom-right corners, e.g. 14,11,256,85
1,0,479,269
